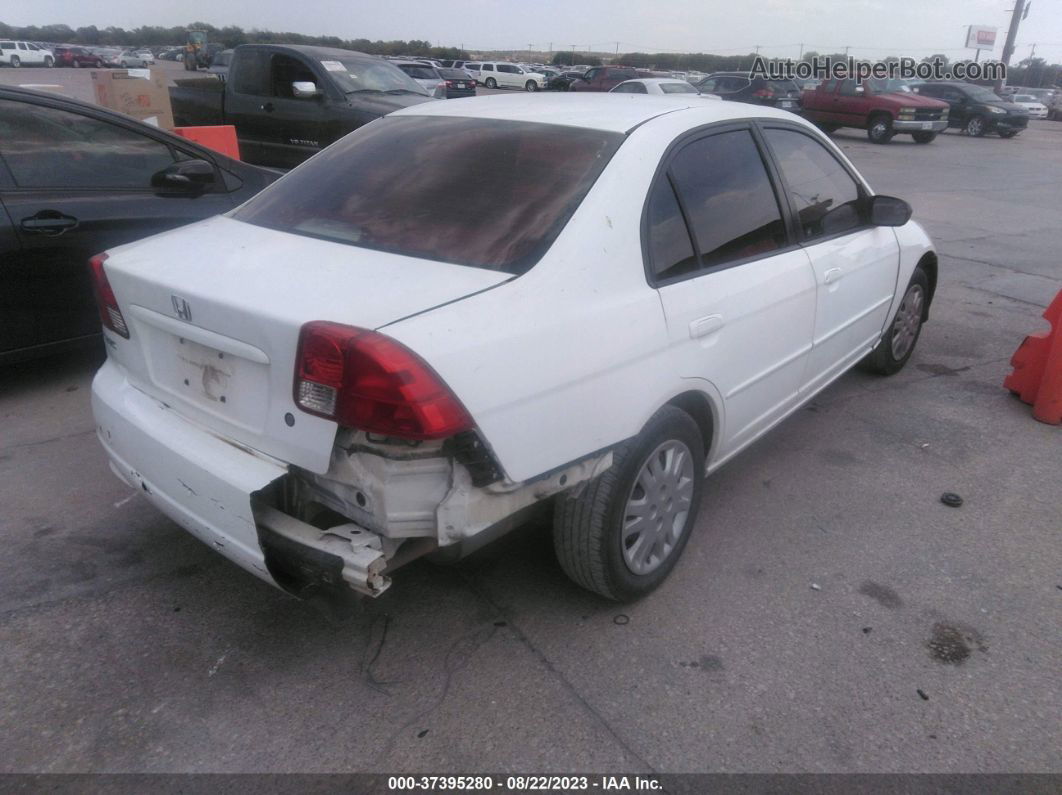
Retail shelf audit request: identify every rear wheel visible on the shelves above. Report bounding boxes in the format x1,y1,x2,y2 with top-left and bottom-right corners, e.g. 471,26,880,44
485,77,497,89
554,406,705,602
525,79,538,92
867,114,895,144
10,55,20,68
860,268,929,375
911,131,937,144
44,55,54,67
965,115,986,136
999,130,1019,138
73,59,81,68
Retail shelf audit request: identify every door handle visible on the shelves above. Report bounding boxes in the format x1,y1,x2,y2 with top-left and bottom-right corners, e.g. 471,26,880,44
20,210,79,236
260,102,275,112
689,314,724,339
823,267,843,285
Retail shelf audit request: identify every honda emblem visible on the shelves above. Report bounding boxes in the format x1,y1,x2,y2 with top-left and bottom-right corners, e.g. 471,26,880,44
171,295,192,322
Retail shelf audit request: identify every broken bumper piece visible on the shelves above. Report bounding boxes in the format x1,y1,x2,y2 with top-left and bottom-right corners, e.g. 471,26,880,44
91,360,390,598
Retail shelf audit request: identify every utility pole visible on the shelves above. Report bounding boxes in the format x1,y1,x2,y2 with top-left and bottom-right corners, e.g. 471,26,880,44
798,42,804,59
571,43,576,66
754,44,761,54
1001,0,1025,69
844,45,850,56
528,44,533,62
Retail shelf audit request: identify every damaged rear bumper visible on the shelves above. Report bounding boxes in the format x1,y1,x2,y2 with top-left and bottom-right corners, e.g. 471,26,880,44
91,360,392,597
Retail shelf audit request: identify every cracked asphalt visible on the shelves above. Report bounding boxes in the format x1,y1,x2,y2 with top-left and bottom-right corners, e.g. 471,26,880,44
1,112,1060,773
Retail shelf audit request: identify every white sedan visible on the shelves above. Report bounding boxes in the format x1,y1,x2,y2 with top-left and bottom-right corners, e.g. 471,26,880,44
91,95,937,603
612,77,720,98
1010,94,1048,119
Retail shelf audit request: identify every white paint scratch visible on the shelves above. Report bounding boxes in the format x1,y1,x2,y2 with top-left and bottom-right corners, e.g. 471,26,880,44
113,493,136,508
208,649,231,677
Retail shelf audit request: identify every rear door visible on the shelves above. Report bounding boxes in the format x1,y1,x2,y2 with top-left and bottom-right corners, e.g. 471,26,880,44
653,125,818,454
0,95,236,352
0,175,35,356
760,125,899,393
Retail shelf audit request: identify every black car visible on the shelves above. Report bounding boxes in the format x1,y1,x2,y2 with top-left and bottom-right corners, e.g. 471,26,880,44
0,86,280,364
546,70,585,91
694,72,802,111
438,67,476,98
912,82,1029,138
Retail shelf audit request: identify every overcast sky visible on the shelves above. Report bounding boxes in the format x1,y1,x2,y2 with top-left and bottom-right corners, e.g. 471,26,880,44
5,0,1062,61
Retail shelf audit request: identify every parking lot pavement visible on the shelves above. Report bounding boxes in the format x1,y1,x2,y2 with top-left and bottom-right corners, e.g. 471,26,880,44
1,112,1060,773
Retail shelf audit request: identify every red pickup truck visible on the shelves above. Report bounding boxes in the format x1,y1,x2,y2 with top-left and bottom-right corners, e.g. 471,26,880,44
801,77,950,144
568,66,640,92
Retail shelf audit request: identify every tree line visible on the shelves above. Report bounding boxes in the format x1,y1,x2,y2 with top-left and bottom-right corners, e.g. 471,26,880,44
0,21,469,60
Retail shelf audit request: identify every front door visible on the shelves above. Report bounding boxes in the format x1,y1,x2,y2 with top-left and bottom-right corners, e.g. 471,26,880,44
0,96,235,355
760,125,900,393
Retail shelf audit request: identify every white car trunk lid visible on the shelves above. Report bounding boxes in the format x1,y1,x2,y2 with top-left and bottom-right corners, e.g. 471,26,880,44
103,216,509,473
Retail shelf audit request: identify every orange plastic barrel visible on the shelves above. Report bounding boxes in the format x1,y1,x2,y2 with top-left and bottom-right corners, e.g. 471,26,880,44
171,125,241,161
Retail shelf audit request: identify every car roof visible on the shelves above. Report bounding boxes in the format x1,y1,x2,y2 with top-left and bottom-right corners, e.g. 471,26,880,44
390,92,800,133
237,43,377,62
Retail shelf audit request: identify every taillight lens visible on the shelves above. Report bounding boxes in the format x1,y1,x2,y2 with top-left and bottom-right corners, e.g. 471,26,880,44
294,321,473,440
88,253,129,338
753,87,774,99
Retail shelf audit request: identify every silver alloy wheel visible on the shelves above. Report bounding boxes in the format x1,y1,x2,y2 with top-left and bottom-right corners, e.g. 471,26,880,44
621,439,695,576
870,119,889,140
890,283,925,360
966,117,984,136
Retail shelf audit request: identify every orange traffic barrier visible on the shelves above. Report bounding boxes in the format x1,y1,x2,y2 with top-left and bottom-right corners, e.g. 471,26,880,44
171,125,241,161
1003,288,1062,425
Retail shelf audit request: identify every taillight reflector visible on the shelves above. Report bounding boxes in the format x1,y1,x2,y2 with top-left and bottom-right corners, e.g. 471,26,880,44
88,253,129,338
294,321,473,440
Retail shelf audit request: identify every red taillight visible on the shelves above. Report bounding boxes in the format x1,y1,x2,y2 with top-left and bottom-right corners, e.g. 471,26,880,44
294,321,473,440
445,80,455,88
753,87,774,99
88,253,129,338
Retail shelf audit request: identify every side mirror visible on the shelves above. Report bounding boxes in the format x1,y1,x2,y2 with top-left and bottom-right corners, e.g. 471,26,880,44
869,195,912,227
292,81,321,99
854,84,865,94
151,159,216,193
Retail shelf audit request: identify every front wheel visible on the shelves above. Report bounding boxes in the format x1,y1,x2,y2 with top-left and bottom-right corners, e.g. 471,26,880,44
44,56,54,67
965,115,986,136
867,115,895,144
10,55,20,68
525,79,538,92
484,77,497,89
73,59,81,68
554,406,705,602
860,268,929,375
911,131,937,144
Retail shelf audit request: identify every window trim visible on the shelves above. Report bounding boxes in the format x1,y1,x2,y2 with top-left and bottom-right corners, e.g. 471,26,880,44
639,120,801,289
754,120,875,248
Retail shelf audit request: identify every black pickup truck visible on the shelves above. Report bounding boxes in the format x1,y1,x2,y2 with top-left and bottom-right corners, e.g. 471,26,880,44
170,44,435,168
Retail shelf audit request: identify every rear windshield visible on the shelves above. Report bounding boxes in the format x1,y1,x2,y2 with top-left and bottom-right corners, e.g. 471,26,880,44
400,64,438,80
234,116,623,274
661,82,698,94
439,68,470,79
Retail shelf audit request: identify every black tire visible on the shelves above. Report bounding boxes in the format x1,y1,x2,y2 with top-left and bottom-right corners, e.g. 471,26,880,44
73,59,81,68
10,55,20,68
553,406,705,602
44,56,54,67
485,77,497,89
860,268,929,375
867,114,894,144
525,79,538,92
999,130,1019,138
965,115,986,137
911,131,937,144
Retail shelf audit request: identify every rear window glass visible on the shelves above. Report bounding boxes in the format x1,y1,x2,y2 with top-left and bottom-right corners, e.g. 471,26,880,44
234,116,623,274
439,68,470,79
400,64,437,80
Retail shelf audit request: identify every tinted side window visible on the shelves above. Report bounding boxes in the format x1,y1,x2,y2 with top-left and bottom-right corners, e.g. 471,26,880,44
231,49,272,95
270,54,316,97
821,79,838,92
764,128,864,241
482,64,494,71
614,82,646,94
0,99,176,189
839,79,863,96
646,176,697,280
668,130,786,271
